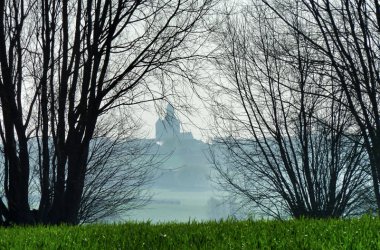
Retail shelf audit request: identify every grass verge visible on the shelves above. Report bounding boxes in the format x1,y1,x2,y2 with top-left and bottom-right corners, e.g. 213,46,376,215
0,216,379,249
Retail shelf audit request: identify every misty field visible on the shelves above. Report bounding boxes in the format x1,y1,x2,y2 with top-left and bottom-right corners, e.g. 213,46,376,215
1,216,380,249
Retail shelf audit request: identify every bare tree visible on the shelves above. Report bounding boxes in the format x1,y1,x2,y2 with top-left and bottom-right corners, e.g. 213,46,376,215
26,111,163,224
256,0,380,214
78,115,162,224
0,0,214,225
209,5,371,219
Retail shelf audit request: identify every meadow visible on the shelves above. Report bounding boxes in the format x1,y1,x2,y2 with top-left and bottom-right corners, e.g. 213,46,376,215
1,216,380,249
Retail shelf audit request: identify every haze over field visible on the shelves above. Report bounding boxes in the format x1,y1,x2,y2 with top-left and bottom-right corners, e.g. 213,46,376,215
124,104,238,223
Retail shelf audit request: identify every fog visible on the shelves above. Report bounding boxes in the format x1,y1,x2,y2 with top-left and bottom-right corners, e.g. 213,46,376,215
123,104,238,223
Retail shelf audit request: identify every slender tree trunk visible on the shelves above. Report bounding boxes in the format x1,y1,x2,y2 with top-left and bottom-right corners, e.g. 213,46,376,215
370,142,380,213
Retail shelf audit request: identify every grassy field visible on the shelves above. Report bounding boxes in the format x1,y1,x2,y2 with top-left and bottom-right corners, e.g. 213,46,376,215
1,216,380,249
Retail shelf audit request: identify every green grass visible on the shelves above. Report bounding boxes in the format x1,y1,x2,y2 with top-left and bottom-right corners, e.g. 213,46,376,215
1,216,380,249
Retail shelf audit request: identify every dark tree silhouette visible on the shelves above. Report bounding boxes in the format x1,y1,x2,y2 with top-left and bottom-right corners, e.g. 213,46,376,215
0,0,213,225
257,0,380,215
209,5,371,219
77,119,161,224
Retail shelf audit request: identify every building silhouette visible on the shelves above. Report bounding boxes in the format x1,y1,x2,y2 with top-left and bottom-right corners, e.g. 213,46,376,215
155,104,194,143
153,104,211,191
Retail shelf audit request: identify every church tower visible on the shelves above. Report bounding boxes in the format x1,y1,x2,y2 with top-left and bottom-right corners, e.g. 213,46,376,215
155,104,181,141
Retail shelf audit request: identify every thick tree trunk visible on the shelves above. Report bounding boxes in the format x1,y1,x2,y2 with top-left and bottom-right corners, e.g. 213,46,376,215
64,154,87,224
3,125,31,224
48,153,67,224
